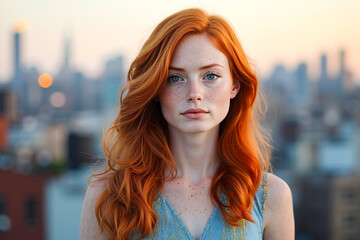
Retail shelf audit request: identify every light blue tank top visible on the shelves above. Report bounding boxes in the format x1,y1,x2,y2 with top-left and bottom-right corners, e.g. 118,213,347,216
132,173,268,240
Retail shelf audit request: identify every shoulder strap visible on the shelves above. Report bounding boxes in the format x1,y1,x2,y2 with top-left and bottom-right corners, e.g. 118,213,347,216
260,172,269,215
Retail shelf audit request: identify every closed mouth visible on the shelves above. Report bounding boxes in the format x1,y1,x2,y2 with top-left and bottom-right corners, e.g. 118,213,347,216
181,108,208,114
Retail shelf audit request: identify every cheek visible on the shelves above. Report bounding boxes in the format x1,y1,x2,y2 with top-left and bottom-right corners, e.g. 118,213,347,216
208,86,233,105
158,88,181,114
208,87,232,117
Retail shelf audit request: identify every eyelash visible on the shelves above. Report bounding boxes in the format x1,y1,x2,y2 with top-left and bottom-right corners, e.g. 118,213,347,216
204,72,220,81
167,74,183,83
167,72,221,83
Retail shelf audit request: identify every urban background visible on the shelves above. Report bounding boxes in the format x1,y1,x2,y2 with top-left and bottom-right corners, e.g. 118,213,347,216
1,1,360,240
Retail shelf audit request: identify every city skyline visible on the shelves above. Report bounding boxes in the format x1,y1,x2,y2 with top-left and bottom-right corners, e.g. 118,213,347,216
1,0,360,82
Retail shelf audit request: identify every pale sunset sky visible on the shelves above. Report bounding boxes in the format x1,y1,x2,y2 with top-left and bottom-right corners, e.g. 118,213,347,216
0,0,359,82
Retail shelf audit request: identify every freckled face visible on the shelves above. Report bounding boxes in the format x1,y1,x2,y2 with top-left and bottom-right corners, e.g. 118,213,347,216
158,33,239,134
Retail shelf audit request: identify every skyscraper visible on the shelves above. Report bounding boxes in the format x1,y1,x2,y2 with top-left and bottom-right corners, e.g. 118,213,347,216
338,49,354,91
295,62,309,106
320,54,327,81
12,21,26,119
12,27,22,94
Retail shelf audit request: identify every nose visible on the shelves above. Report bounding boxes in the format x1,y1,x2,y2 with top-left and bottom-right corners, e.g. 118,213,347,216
187,80,202,103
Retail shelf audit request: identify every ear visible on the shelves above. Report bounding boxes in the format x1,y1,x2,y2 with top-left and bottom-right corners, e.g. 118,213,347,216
230,80,240,99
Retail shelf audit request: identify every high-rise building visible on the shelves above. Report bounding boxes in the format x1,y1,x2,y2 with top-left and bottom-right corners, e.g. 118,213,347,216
339,49,345,78
320,53,328,81
54,36,75,113
12,27,24,118
317,52,344,101
295,62,309,106
58,36,72,76
102,56,125,109
297,173,360,240
338,49,355,91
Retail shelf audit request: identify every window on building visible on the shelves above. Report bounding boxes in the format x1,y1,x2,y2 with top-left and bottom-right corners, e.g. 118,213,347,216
343,234,357,240
0,195,11,233
343,213,357,229
342,190,356,205
25,197,37,227
0,195,5,215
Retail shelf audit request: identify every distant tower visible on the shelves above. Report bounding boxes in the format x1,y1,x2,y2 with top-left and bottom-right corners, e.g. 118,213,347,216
12,25,23,95
58,36,71,74
320,54,327,80
339,49,345,77
295,63,309,106
103,56,125,109
338,49,346,91
12,20,27,119
55,34,75,112
63,37,70,70
14,31,21,81
339,49,354,91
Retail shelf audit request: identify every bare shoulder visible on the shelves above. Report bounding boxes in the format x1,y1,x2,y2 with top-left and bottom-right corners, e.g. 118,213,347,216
85,178,107,200
263,173,294,240
80,178,110,240
265,173,292,209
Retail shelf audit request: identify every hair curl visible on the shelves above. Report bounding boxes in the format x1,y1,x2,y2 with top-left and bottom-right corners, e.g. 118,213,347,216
91,8,272,240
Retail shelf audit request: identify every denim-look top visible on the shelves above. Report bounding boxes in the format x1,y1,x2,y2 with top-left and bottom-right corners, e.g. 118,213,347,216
131,173,269,240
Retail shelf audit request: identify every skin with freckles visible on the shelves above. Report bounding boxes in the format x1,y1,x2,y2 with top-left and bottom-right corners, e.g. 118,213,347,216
163,177,214,240
159,33,240,239
158,33,239,135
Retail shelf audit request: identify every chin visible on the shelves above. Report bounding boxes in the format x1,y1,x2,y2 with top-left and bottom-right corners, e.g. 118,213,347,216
176,123,219,134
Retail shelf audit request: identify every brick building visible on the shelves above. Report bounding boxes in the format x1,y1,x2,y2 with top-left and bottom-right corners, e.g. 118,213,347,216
0,169,45,240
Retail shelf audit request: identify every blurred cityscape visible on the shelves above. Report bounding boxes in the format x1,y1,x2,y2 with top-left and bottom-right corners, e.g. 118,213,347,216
0,24,359,240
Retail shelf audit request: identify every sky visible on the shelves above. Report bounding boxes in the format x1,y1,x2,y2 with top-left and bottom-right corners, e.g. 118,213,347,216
1,0,359,82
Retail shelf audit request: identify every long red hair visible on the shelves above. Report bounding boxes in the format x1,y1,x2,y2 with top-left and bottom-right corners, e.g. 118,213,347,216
91,8,272,240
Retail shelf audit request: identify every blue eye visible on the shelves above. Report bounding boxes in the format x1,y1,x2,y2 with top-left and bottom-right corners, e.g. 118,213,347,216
204,73,219,81
168,75,182,83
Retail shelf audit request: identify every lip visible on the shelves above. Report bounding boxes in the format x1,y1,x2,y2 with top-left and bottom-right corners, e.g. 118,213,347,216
181,108,208,119
182,108,208,114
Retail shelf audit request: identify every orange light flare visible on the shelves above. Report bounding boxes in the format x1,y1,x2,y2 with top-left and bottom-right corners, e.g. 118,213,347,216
38,73,53,88
13,19,29,33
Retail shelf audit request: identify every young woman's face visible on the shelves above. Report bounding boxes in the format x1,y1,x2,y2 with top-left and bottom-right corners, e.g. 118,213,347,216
158,33,239,134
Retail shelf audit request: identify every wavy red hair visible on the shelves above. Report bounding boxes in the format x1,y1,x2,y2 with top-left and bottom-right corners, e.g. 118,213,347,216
91,8,272,240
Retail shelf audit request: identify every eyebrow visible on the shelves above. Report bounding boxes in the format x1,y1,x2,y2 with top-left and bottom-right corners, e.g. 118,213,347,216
169,63,224,71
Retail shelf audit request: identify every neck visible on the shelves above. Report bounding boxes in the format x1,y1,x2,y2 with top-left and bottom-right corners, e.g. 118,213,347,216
166,126,220,184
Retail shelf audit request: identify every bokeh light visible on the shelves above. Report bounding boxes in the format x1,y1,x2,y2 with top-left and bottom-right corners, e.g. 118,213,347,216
50,92,66,108
0,214,11,232
13,19,28,33
38,73,53,88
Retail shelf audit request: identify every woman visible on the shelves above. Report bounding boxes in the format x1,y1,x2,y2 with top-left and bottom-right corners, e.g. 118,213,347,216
80,8,294,240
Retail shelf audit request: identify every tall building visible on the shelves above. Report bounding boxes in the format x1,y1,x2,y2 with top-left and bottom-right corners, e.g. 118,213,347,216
317,52,343,101
339,49,345,78
24,67,42,115
297,173,360,240
320,53,328,81
102,56,125,109
338,49,355,91
54,36,75,113
295,62,309,106
63,37,70,70
0,89,17,125
58,36,72,76
12,24,25,119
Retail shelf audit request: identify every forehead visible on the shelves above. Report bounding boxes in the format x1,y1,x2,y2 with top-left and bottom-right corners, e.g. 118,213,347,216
170,33,229,68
